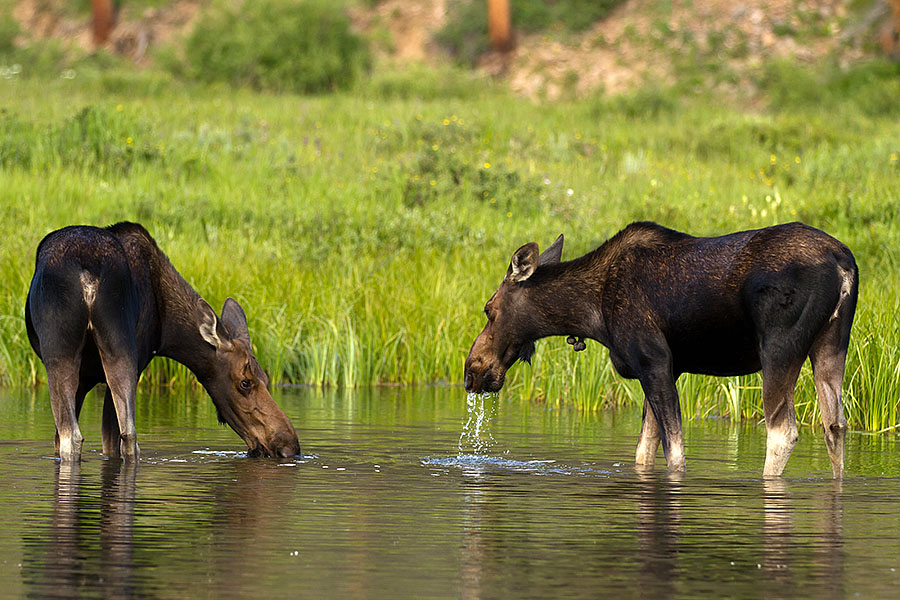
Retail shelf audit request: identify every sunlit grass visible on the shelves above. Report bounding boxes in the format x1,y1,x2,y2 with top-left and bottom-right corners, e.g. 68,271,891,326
1,74,899,432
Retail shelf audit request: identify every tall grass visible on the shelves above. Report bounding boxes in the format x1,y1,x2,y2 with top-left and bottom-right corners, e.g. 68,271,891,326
1,64,899,431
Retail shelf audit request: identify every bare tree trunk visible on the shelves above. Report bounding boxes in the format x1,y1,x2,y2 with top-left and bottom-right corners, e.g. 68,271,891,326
487,0,514,52
92,0,115,47
888,0,900,40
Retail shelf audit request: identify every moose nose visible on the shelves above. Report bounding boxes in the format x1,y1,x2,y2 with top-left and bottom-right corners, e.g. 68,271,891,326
278,444,299,458
464,371,474,392
271,432,300,458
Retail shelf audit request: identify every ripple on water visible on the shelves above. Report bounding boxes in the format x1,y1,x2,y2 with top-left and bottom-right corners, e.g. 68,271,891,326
143,449,316,465
421,454,611,477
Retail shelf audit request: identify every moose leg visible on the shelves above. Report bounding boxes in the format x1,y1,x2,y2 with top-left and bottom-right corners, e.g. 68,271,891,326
101,359,140,461
46,358,85,462
635,398,662,468
760,361,802,478
92,279,141,462
54,381,92,455
637,351,685,472
102,387,122,458
810,322,850,479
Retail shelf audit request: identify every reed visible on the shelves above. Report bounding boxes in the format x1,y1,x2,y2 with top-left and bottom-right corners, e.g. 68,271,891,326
1,69,899,432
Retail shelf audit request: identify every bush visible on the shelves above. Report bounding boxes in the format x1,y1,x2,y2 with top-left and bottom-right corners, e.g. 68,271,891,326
514,0,627,33
436,0,628,65
183,0,370,94
0,14,20,56
434,0,489,67
595,85,679,119
759,58,900,116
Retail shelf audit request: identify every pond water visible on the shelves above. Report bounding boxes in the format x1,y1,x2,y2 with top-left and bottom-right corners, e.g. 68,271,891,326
1,385,900,599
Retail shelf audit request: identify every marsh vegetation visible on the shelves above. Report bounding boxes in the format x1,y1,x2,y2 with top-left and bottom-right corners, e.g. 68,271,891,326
1,0,899,432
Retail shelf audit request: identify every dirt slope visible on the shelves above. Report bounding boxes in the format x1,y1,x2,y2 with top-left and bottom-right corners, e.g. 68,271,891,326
12,0,886,98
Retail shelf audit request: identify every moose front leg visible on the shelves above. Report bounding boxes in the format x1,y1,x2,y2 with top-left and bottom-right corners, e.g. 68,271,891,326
635,398,662,468
637,358,685,473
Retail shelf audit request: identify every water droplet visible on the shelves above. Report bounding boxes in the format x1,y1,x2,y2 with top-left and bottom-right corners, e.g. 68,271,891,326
459,392,497,455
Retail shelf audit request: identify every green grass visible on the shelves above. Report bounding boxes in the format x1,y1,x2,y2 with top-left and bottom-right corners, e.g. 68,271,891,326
1,61,899,432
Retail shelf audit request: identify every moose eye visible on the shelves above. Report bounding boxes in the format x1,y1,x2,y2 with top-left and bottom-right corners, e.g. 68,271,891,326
239,379,252,391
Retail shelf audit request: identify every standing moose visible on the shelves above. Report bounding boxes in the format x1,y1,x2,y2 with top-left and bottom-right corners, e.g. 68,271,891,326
464,222,858,478
25,222,300,462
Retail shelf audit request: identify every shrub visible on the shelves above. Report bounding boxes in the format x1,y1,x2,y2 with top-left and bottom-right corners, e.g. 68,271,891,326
183,0,370,94
514,0,626,33
390,118,541,212
0,14,20,56
759,58,900,116
436,0,628,65
433,0,489,67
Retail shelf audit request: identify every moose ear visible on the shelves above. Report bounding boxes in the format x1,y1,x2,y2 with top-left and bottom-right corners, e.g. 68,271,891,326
197,298,233,350
538,234,564,266
507,242,540,283
220,297,251,344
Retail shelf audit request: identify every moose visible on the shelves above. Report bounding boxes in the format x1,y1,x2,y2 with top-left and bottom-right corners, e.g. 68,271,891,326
464,222,858,478
25,222,301,462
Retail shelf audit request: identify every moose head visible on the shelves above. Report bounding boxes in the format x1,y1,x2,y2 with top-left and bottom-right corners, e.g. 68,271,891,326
197,297,301,458
464,235,565,394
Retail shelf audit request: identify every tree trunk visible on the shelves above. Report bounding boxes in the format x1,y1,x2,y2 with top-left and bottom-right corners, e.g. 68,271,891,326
487,0,513,52
92,0,115,47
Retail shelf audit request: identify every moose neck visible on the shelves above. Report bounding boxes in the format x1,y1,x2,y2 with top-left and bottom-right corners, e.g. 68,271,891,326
153,259,218,381
525,252,609,345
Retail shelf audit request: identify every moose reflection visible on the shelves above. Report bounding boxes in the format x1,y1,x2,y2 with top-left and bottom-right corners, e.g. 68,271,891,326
25,223,300,461
21,461,137,599
465,222,858,478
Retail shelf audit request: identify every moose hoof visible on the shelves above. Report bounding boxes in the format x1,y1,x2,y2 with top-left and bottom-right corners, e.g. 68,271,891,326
566,336,576,345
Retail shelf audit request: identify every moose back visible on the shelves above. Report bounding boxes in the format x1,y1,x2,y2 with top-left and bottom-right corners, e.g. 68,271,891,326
464,222,858,478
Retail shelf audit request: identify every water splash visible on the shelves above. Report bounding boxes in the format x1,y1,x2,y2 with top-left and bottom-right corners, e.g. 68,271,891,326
459,392,497,455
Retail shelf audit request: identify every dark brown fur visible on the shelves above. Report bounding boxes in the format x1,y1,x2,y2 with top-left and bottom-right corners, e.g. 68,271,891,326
25,222,300,461
465,222,858,478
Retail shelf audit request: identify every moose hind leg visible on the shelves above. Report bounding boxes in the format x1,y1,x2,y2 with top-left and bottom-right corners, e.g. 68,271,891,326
92,278,141,462
102,387,122,458
761,361,802,478
100,356,140,461
810,326,850,479
635,398,662,468
46,358,85,462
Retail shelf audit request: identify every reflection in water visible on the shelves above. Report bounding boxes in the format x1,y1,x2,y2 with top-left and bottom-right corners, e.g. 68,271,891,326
460,470,489,600
199,460,306,597
2,387,896,599
636,471,682,599
23,460,138,600
762,479,844,600
762,479,793,593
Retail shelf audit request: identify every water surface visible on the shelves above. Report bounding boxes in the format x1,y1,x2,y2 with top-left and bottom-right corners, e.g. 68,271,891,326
1,385,899,598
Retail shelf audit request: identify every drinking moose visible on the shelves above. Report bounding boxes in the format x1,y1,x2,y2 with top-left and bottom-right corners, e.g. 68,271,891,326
464,222,858,478
25,222,300,462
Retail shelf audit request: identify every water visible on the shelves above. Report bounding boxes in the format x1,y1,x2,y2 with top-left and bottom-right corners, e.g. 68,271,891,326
458,392,497,455
2,385,900,598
